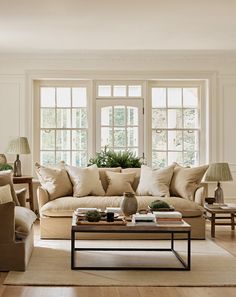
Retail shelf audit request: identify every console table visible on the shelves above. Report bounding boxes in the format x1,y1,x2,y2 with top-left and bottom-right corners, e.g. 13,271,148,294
13,176,34,211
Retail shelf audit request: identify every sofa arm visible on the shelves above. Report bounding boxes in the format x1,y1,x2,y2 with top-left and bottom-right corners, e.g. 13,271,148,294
0,202,15,243
193,183,208,206
37,186,50,210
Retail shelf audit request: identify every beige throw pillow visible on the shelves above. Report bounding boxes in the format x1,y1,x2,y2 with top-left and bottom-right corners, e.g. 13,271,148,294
0,171,19,205
122,168,141,192
66,164,105,197
0,184,13,204
98,167,122,192
136,164,175,197
35,163,72,200
170,164,209,200
105,171,135,196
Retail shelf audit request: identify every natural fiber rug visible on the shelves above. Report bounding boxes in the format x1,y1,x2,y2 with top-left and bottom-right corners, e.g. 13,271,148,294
4,238,236,287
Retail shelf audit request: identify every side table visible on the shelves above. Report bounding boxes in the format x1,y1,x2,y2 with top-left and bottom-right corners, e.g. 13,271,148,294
13,176,34,211
204,204,236,237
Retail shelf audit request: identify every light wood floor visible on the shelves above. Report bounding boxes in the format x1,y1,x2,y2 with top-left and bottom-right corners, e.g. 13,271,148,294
1,222,236,297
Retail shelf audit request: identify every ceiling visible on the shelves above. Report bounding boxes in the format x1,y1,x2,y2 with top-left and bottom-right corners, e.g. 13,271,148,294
1,0,236,53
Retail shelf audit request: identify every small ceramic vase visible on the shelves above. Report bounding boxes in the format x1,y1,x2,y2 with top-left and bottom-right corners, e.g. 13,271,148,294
120,192,138,216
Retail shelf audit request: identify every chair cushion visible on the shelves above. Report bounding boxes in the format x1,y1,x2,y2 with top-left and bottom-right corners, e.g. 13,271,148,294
0,184,13,204
15,206,37,239
0,171,19,205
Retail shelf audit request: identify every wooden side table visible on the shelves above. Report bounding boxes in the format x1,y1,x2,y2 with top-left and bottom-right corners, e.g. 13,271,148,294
204,204,236,237
13,176,34,211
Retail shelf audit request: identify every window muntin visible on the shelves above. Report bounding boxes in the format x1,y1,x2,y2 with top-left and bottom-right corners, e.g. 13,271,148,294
39,86,88,167
151,86,200,168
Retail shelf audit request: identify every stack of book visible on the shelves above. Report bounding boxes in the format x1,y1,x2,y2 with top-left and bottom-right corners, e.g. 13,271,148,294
153,211,183,224
132,213,156,225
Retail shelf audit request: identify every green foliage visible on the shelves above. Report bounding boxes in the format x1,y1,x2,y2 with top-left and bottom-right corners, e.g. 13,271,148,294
86,210,101,222
0,164,13,171
88,146,142,168
149,200,170,210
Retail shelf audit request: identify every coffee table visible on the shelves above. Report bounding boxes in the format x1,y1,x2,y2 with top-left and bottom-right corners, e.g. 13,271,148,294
204,203,236,237
71,215,191,270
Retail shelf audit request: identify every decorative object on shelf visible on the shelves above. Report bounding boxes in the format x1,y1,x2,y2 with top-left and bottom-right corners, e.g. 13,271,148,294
120,191,138,216
205,197,216,204
6,137,31,177
204,163,233,205
148,200,174,211
85,210,101,222
0,163,13,171
0,154,7,165
88,146,142,168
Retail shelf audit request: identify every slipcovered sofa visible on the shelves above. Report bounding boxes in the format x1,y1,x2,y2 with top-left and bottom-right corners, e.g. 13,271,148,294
36,163,208,239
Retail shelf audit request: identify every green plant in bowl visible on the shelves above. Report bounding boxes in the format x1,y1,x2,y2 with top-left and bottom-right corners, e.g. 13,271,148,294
0,164,13,171
86,210,101,222
149,200,172,211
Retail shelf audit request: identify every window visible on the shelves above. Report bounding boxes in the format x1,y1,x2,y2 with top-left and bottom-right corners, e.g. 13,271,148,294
96,82,144,156
151,82,204,168
36,82,89,167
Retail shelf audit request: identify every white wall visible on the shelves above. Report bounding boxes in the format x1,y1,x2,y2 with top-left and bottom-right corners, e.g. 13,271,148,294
1,50,236,201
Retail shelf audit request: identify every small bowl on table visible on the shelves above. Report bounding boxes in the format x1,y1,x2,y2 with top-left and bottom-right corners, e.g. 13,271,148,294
205,197,216,204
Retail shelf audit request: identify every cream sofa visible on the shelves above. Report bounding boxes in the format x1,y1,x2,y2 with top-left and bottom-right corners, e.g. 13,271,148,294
37,166,208,239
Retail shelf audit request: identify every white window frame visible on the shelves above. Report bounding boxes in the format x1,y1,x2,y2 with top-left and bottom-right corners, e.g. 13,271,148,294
148,80,207,166
33,80,92,166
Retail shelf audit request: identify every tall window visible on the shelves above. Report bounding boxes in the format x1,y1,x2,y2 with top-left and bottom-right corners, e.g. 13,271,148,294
151,82,203,168
95,82,144,157
38,83,89,167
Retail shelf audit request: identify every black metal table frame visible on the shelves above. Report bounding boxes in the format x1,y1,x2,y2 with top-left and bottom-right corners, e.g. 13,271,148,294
71,229,191,271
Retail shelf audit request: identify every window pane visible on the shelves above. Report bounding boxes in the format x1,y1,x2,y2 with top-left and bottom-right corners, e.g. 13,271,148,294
56,130,70,150
41,88,55,107
113,85,126,97
57,109,71,128
57,88,71,107
183,88,198,107
167,88,182,107
41,109,56,128
127,106,138,126
152,130,167,150
183,130,199,151
152,88,166,108
41,130,55,150
101,106,112,126
128,85,142,97
101,127,113,147
72,151,87,167
40,151,55,165
183,151,198,166
168,152,183,165
183,109,198,128
72,87,87,107
72,108,87,128
152,151,167,168
127,127,138,147
72,130,87,150
127,148,138,156
152,109,167,128
114,128,126,147
168,131,182,151
98,85,111,97
56,151,71,164
114,106,125,126
168,109,182,128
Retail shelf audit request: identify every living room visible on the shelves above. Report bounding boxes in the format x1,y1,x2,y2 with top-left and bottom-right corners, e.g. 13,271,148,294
0,1,236,296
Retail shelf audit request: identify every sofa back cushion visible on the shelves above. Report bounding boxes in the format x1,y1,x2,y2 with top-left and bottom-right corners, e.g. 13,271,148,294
136,164,175,197
66,164,105,197
0,184,13,204
98,167,121,192
170,164,209,200
0,171,19,205
35,163,73,200
105,171,135,196
121,168,141,192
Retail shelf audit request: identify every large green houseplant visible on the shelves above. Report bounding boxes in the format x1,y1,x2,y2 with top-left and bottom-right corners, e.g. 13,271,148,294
88,146,142,168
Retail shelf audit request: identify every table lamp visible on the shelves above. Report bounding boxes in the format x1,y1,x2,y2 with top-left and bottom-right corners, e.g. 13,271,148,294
204,163,233,204
6,137,31,177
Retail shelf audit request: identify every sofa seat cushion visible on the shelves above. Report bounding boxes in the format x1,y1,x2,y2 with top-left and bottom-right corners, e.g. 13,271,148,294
15,206,37,239
40,196,203,218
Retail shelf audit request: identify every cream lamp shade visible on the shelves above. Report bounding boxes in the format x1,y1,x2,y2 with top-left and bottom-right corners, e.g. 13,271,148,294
204,163,233,182
204,163,233,205
6,137,31,177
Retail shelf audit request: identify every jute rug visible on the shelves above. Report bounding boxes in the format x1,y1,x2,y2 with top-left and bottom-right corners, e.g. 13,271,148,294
4,238,236,286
